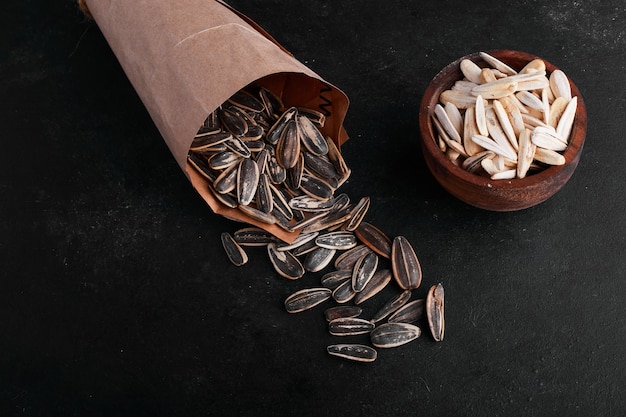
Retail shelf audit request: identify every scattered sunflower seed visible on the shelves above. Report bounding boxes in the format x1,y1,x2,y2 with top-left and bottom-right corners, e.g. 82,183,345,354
267,242,305,280
321,269,353,289
324,305,363,322
371,290,412,324
334,244,373,270
355,222,392,259
351,252,379,293
284,287,332,313
327,344,377,363
387,299,425,324
193,85,448,363
370,322,421,348
353,268,393,305
220,232,248,267
328,317,375,336
391,236,422,290
426,283,445,342
303,246,336,273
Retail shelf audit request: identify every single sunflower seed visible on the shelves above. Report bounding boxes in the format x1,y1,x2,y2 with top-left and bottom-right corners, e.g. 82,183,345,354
327,344,377,363
426,283,445,342
303,246,337,273
315,231,357,250
321,269,353,289
388,299,425,324
324,305,363,322
353,268,393,305
351,252,379,293
371,290,412,324
370,322,421,348
355,222,392,259
284,287,332,313
220,232,248,267
328,317,375,336
267,242,305,280
391,236,422,290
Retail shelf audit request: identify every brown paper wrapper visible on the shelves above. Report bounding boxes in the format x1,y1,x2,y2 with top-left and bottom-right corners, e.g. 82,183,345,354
82,0,350,242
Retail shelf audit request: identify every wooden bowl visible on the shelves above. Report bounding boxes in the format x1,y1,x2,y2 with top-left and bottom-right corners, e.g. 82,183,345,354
418,50,587,211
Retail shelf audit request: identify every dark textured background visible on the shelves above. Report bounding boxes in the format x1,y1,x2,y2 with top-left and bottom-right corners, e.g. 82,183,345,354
1,1,624,416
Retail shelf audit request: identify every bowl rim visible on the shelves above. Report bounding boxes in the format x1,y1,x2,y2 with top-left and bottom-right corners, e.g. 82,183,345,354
418,49,587,191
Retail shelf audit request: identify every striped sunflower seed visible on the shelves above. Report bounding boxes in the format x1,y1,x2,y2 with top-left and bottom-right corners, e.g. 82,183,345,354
355,222,392,259
213,162,239,194
324,305,363,322
351,251,379,293
187,153,219,182
190,131,232,151
325,136,350,182
255,173,273,213
297,113,328,156
233,227,276,246
303,246,336,273
220,232,248,267
327,344,377,363
353,268,393,305
303,151,337,181
388,299,425,324
332,278,357,304
259,88,284,118
217,107,248,137
224,135,252,158
236,157,260,206
276,119,300,169
210,186,238,208
227,89,265,113
288,195,335,212
391,236,422,290
284,287,332,313
371,289,412,324
291,238,320,257
334,244,373,270
267,242,305,280
342,196,370,232
276,231,318,252
328,317,375,336
297,107,326,127
208,150,241,170
370,322,421,348
238,204,276,225
315,231,357,250
299,173,334,201
426,283,445,342
288,153,304,190
321,269,352,289
266,107,296,145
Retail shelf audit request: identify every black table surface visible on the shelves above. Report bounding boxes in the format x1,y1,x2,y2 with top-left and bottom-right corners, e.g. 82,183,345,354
2,1,625,416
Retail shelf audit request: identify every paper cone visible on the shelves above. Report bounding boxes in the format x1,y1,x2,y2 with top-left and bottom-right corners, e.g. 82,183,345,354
82,0,350,242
